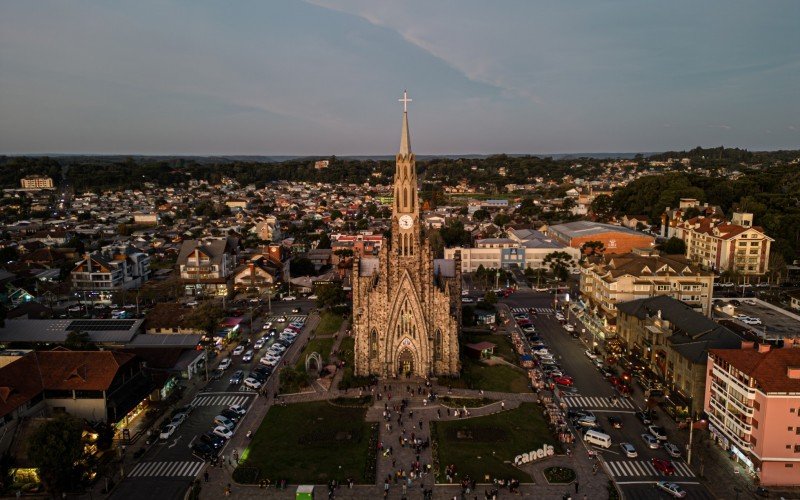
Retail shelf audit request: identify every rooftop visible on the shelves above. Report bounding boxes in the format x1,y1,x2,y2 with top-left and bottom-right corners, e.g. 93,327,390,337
710,347,800,394
549,220,652,240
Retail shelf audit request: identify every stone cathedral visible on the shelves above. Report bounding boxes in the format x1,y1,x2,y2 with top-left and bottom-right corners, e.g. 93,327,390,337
352,92,461,378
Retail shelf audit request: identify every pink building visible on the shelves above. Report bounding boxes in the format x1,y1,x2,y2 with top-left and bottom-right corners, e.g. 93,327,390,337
705,341,800,486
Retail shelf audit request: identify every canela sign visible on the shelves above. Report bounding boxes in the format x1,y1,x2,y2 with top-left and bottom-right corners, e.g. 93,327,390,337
513,444,555,466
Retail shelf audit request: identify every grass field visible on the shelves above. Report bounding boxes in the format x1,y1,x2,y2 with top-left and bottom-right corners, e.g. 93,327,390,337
432,402,559,483
440,357,530,393
316,312,344,336
236,400,374,484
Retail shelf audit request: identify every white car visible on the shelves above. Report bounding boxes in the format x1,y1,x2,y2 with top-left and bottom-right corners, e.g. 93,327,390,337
663,442,681,458
232,346,245,356
229,404,247,416
212,425,234,440
307,294,318,300
260,356,279,366
655,481,687,498
743,299,757,305
642,433,660,449
281,295,297,301
218,358,232,370
620,442,637,458
242,350,254,362
563,324,575,332
584,350,597,360
254,339,266,350
262,322,273,330
244,377,262,390
159,424,177,441
271,344,287,353
555,313,565,321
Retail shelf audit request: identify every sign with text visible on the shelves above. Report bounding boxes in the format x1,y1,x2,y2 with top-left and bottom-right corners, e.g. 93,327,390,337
513,444,555,465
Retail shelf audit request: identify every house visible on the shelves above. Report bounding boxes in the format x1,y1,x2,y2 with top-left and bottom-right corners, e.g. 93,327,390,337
232,256,279,295
177,237,238,296
621,215,649,230
0,349,154,456
71,244,151,301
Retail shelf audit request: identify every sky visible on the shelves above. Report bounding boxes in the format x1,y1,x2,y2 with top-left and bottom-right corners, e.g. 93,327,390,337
0,0,798,155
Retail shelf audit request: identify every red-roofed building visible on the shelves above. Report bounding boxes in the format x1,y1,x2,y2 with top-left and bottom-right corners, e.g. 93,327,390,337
705,342,800,486
673,211,773,275
0,350,153,456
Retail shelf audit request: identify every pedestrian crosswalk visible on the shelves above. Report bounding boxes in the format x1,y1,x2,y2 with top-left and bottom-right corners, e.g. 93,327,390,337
562,395,636,410
605,460,694,479
190,393,253,408
128,461,204,478
265,315,306,324
511,307,555,315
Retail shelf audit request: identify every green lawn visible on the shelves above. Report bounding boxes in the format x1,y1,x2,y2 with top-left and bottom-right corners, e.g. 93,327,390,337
294,337,336,370
316,312,344,336
440,357,530,393
432,402,559,483
236,400,374,484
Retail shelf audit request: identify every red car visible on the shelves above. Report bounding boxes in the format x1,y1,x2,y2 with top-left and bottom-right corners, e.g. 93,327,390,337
651,458,675,475
553,376,574,386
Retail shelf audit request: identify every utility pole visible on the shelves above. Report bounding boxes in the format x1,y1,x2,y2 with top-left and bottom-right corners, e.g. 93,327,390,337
687,417,694,465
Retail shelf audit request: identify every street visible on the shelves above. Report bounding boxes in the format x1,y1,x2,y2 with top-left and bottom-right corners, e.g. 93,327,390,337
109,299,318,500
500,289,714,500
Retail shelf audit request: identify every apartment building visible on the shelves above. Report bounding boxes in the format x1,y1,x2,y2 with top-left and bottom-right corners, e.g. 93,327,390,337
662,202,773,275
445,233,579,273
579,250,714,335
177,237,238,296
71,244,151,299
616,295,741,416
705,343,800,486
682,212,772,275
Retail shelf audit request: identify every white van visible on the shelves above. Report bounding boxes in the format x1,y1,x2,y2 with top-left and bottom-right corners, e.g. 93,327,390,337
584,430,612,449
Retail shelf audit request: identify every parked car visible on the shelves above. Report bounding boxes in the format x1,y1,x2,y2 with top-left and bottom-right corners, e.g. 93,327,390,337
655,481,686,498
229,404,247,416
635,411,653,426
232,345,245,356
651,458,675,475
199,432,225,450
192,441,218,461
212,425,234,440
620,442,637,458
159,424,177,441
649,425,668,441
553,376,574,386
218,358,232,370
663,442,682,458
584,350,597,360
641,433,660,449
244,377,262,390
229,370,244,385
170,412,187,427
213,415,236,430
281,296,297,301
242,350,254,362
220,408,241,423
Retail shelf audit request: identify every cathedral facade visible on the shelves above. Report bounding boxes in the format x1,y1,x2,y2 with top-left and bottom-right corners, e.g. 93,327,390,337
352,94,461,378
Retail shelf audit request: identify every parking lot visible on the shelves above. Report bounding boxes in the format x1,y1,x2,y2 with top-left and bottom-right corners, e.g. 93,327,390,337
713,298,800,340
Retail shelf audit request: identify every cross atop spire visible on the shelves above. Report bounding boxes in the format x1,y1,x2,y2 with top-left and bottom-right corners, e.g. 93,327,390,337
398,90,412,155
398,90,412,113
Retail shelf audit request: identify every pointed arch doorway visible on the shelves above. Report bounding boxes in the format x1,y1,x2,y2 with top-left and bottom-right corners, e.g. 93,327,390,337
397,348,414,376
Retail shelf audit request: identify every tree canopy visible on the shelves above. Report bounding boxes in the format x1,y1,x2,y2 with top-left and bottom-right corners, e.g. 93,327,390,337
27,414,85,495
